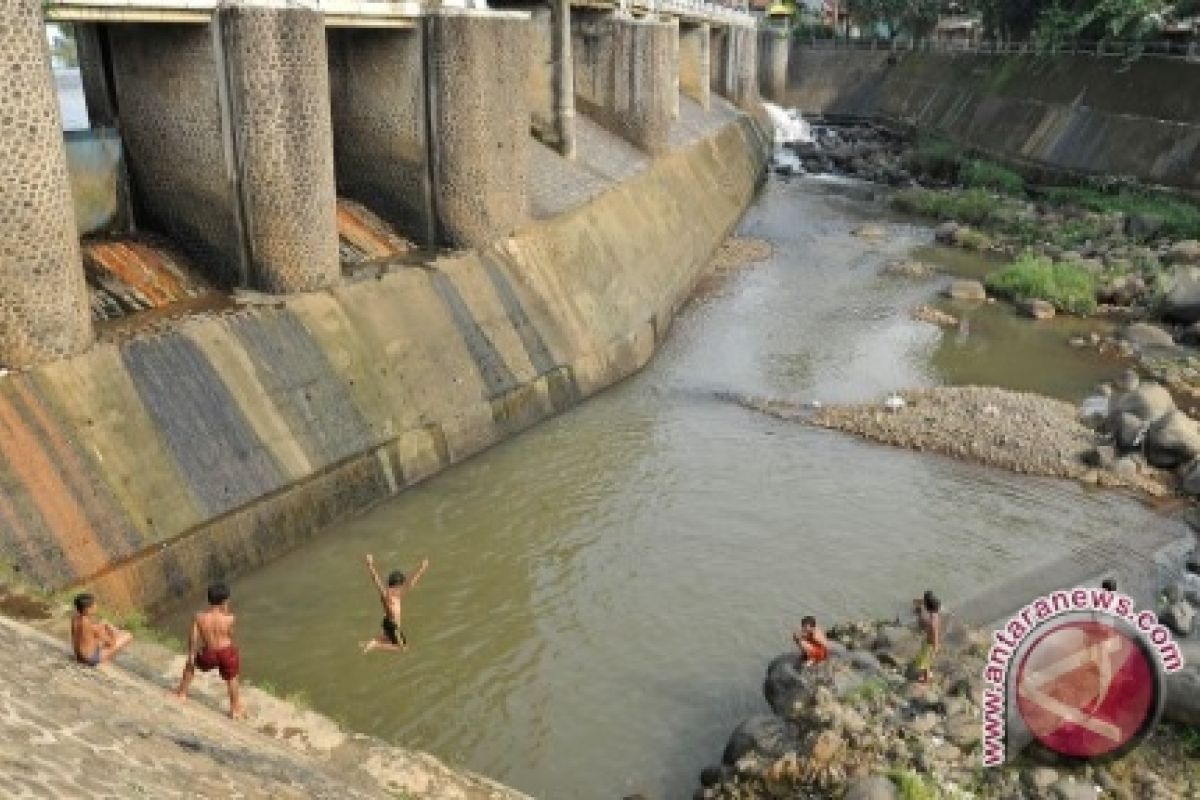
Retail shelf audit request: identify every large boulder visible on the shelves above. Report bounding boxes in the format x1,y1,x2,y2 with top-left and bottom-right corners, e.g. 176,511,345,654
845,775,899,800
1159,266,1200,323
1118,322,1175,349
1164,240,1200,266
721,714,800,765
1144,410,1200,469
944,279,987,301
764,653,817,716
1109,380,1175,426
1165,641,1200,726
1125,212,1164,241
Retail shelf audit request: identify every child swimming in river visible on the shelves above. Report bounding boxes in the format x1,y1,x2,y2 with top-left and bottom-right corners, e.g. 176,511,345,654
362,553,430,655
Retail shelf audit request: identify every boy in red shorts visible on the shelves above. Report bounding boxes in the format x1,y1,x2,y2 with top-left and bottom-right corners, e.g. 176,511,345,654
173,582,245,719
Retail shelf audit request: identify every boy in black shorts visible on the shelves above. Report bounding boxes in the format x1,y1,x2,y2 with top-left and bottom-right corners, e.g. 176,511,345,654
362,553,429,654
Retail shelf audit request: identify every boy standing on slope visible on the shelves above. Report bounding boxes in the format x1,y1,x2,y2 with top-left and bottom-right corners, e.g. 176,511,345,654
363,553,430,654
174,582,245,719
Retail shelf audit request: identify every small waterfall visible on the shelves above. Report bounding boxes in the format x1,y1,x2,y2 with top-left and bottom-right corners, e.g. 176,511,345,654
762,101,813,147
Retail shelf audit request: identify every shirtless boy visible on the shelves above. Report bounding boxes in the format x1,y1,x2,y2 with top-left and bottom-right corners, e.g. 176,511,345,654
70,593,133,666
173,582,245,719
793,615,829,665
914,593,941,684
362,553,429,654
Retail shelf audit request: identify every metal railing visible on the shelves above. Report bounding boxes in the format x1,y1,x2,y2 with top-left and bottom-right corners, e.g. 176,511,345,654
795,36,1200,61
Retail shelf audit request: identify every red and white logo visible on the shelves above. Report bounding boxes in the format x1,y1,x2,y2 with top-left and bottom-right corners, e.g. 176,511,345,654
1015,618,1159,760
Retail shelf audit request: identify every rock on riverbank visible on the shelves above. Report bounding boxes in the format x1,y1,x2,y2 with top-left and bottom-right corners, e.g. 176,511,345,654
804,386,1171,497
698,617,1200,800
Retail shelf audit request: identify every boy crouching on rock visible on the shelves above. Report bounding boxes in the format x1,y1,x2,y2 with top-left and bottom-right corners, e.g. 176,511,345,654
173,582,245,719
70,593,133,666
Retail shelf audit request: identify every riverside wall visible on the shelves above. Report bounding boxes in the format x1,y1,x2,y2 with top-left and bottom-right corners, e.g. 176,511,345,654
783,48,1200,191
0,112,767,612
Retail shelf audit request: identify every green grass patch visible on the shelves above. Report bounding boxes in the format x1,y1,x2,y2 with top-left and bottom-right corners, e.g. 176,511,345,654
892,188,999,227
960,159,1025,195
985,255,1097,315
1042,186,1200,241
841,677,888,707
901,136,963,183
888,768,938,800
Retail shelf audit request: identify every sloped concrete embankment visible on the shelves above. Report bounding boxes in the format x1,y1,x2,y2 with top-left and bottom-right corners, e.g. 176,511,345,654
0,610,526,799
0,115,767,612
782,48,1200,192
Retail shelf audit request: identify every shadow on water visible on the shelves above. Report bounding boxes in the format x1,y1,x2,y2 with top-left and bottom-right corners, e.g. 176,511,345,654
156,174,1185,800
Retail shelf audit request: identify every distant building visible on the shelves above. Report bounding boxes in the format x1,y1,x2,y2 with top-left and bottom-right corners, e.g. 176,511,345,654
934,14,981,43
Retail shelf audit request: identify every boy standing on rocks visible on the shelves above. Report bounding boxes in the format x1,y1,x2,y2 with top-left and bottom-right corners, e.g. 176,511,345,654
914,593,941,684
173,582,245,719
70,593,133,666
362,553,430,655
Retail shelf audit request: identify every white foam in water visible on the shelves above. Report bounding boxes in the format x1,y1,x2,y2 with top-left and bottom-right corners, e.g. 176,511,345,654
763,102,813,147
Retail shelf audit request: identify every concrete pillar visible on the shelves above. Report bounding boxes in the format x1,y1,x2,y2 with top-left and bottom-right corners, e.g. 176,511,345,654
425,10,531,248
679,21,710,109
758,28,788,102
0,0,92,366
709,24,727,95
76,23,117,128
572,12,674,154
220,5,340,293
668,18,679,119
327,28,432,244
723,23,758,107
551,0,576,158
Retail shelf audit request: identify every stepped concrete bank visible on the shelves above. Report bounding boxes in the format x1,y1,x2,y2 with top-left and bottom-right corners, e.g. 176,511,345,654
779,48,1200,191
0,111,767,612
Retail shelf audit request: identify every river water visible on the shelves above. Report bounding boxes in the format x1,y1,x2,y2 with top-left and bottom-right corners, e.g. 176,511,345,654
158,173,1187,798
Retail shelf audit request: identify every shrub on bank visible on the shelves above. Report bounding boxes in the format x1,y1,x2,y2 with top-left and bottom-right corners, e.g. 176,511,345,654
985,255,1097,315
961,159,1025,195
901,137,963,183
1042,186,1200,241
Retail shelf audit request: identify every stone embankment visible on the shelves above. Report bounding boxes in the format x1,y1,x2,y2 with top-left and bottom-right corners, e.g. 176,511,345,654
698,616,1200,800
2,600,526,799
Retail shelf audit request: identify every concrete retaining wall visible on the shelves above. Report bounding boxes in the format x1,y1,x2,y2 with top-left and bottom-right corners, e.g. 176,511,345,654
784,48,1200,190
0,113,767,612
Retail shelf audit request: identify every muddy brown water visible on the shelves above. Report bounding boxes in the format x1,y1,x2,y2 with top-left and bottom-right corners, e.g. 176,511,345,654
157,173,1189,799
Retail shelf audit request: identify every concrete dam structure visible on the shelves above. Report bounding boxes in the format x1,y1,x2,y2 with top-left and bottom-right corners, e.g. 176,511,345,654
765,43,1200,192
0,0,768,609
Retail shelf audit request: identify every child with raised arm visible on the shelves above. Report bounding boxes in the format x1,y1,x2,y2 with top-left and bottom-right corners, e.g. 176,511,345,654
362,553,429,654
70,593,133,666
173,582,245,719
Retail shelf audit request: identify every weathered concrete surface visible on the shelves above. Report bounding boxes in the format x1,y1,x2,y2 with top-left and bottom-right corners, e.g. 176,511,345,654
327,27,431,245
1,610,527,799
0,0,92,367
572,12,675,153
784,48,1200,191
0,104,766,611
757,28,788,103
221,5,340,292
427,11,532,247
723,24,758,108
109,23,243,287
679,21,710,109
